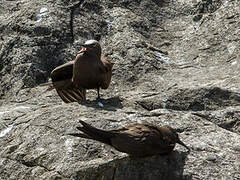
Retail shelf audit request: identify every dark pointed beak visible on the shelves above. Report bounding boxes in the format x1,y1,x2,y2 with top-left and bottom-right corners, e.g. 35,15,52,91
177,139,191,152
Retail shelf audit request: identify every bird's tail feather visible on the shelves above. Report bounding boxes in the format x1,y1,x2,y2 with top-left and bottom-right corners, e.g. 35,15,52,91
67,132,92,139
70,120,115,145
39,82,54,91
39,82,53,87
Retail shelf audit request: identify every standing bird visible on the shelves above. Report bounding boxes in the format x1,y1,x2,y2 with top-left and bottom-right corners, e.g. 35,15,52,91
68,120,190,157
40,40,114,103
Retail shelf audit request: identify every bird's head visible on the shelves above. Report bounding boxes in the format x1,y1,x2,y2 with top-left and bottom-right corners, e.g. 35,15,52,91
79,39,102,57
165,126,190,152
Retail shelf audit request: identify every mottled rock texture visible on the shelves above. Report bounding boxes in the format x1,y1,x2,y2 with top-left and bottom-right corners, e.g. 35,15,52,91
0,0,240,179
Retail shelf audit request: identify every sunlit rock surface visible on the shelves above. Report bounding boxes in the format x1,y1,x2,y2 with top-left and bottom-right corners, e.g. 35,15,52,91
0,0,240,179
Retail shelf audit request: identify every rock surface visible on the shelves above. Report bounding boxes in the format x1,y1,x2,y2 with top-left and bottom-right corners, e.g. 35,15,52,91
0,0,240,179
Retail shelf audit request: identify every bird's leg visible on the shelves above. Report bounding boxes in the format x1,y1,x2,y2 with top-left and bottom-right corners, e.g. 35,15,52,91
96,87,104,107
96,87,101,101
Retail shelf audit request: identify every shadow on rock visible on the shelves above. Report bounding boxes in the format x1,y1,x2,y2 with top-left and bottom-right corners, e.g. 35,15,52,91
166,87,240,111
137,87,240,112
72,151,190,180
80,96,123,111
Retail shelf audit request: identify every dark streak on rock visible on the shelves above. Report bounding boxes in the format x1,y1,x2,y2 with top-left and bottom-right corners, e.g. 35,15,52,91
69,0,85,43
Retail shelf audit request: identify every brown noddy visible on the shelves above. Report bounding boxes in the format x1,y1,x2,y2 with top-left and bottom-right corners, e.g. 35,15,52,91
40,40,114,103
68,120,190,157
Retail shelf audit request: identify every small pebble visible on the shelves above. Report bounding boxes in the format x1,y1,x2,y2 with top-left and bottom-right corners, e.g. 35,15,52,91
206,155,217,162
231,61,237,66
98,102,104,108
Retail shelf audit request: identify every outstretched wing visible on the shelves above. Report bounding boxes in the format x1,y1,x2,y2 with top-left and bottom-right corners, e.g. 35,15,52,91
56,87,86,103
50,61,86,103
51,61,74,83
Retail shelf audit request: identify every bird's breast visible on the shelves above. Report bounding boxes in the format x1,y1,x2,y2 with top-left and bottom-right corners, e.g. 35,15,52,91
73,61,104,89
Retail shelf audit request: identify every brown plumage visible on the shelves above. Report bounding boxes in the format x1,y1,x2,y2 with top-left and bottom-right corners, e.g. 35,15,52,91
40,40,114,103
68,120,190,157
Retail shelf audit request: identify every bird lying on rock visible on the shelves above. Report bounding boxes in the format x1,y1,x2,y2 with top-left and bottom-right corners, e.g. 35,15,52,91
68,120,190,157
40,40,114,103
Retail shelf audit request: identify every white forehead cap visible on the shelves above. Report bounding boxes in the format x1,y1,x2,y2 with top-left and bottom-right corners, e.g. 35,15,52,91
84,39,99,45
